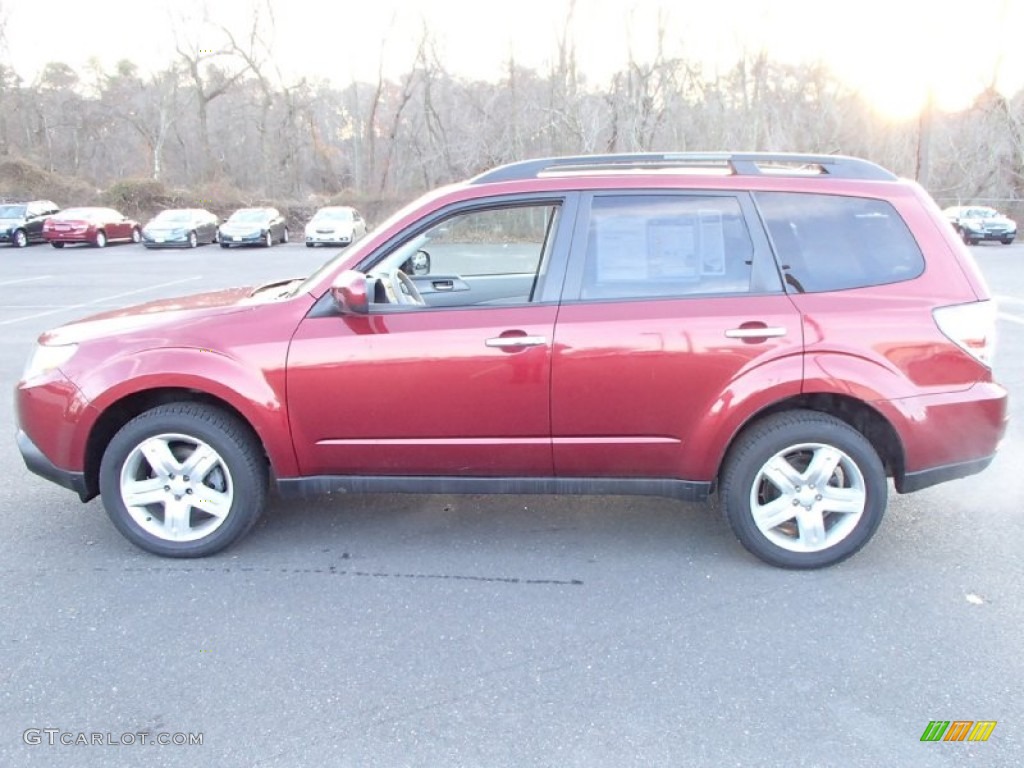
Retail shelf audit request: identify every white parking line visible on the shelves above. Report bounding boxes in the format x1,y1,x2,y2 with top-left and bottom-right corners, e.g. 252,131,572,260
995,294,1024,306
998,312,1024,326
0,275,53,287
0,277,203,326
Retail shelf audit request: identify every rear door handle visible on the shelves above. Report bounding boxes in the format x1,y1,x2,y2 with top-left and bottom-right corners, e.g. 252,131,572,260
485,335,547,348
725,326,787,339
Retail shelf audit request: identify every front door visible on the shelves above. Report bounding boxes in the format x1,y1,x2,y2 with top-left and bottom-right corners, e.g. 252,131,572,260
286,198,573,477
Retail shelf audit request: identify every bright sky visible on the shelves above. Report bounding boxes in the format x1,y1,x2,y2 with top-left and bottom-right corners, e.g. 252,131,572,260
3,0,1022,121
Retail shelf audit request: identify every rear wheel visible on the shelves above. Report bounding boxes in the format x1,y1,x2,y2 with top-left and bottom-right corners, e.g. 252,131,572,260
12,229,28,248
99,403,267,557
281,227,289,244
719,410,887,569
131,227,142,244
94,231,107,248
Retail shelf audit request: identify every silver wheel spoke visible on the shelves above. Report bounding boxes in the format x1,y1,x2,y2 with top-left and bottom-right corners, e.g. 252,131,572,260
753,495,799,531
123,477,168,507
805,446,842,488
181,444,219,481
163,498,192,538
796,508,827,549
820,486,865,515
764,456,803,493
191,489,232,519
140,437,180,478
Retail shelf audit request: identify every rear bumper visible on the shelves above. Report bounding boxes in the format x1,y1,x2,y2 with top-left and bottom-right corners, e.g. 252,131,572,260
897,454,995,493
17,430,90,500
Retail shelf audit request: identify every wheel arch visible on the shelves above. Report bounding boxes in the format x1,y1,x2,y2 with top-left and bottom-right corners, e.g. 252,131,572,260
82,387,270,501
715,393,905,491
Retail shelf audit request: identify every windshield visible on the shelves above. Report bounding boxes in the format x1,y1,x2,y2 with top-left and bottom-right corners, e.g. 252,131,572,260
0,204,26,218
314,208,352,222
228,209,269,223
153,210,193,223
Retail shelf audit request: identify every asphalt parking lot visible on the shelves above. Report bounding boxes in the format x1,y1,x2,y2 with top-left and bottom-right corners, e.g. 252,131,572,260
1,240,1022,767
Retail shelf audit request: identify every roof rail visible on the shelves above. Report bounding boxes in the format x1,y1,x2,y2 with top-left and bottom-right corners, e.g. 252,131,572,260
471,152,897,184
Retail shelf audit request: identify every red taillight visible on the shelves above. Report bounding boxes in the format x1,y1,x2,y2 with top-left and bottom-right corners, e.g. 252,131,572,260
933,300,997,367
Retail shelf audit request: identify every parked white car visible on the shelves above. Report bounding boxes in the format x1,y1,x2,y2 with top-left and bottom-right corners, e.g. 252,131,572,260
304,206,366,248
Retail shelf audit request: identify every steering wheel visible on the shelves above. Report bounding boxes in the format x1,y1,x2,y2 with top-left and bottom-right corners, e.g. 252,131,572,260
388,268,425,306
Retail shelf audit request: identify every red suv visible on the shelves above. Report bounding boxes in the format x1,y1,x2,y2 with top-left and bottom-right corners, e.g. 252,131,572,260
15,153,1008,568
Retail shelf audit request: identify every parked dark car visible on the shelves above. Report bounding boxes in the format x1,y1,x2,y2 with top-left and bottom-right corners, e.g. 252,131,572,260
943,205,1017,245
15,153,1008,569
0,200,61,248
219,207,288,248
142,209,220,249
43,207,141,248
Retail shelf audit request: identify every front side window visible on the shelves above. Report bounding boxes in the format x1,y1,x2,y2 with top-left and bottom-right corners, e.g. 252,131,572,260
578,195,757,300
755,192,924,293
367,203,560,308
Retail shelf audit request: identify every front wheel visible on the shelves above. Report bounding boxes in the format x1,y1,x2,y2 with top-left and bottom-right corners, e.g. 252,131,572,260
131,227,142,244
188,231,198,248
12,229,28,248
51,241,64,248
1001,238,1014,245
719,410,887,569
94,231,107,248
99,403,267,557
263,231,273,248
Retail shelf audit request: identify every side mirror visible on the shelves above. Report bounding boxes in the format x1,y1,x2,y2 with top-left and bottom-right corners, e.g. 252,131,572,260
330,270,369,315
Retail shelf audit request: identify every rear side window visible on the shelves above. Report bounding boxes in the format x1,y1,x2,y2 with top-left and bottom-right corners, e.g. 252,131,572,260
755,192,924,293
579,195,758,300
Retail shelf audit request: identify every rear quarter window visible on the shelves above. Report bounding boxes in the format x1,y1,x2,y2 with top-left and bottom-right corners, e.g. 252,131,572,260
755,192,924,293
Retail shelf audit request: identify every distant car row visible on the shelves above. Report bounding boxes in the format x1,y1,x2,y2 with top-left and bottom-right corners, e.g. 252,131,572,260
0,200,366,250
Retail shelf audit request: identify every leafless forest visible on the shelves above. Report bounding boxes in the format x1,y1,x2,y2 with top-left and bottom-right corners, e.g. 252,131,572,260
1,4,1022,222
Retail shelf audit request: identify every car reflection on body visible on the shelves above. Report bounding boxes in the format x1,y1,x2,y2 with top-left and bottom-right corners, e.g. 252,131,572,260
218,207,288,248
42,207,141,248
304,206,367,248
142,209,220,249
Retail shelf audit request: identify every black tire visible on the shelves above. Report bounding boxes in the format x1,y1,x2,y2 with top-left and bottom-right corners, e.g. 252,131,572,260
220,242,230,249
281,227,289,244
1001,238,1014,245
305,242,314,248
98,403,268,557
94,230,107,248
51,241,64,248
131,227,142,244
263,231,273,248
719,410,887,569
188,231,198,248
12,229,28,248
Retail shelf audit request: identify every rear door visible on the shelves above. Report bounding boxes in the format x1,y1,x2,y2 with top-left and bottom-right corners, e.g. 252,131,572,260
551,191,804,481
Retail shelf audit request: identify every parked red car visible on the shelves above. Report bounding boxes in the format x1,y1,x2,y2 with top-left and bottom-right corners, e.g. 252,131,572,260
16,153,1008,568
43,207,141,248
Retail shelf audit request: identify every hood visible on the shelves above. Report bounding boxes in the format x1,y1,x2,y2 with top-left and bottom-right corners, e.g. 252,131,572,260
39,285,275,346
222,220,267,231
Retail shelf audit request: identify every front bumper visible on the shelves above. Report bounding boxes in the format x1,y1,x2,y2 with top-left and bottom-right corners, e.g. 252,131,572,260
142,233,190,248
17,430,90,500
221,231,264,245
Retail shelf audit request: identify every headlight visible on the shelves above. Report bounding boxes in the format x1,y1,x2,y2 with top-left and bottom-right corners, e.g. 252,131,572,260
22,343,78,382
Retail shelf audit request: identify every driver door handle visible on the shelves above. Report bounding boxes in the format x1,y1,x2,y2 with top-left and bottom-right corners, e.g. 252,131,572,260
485,335,547,348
